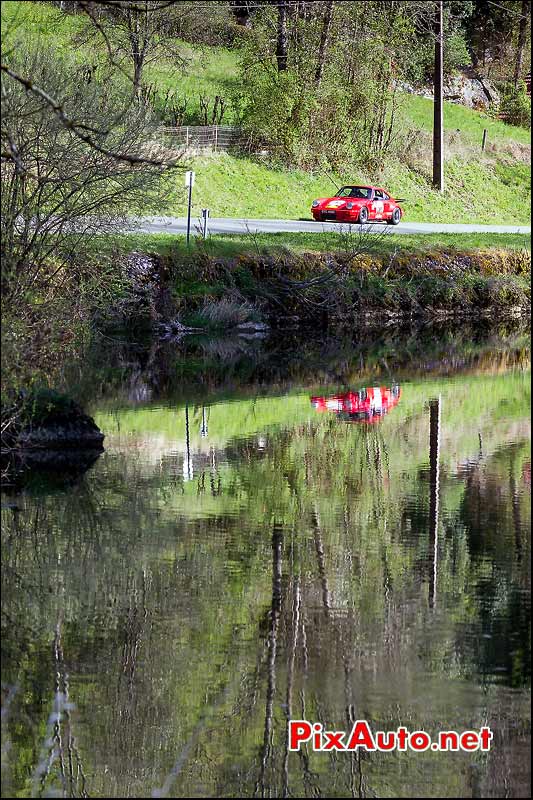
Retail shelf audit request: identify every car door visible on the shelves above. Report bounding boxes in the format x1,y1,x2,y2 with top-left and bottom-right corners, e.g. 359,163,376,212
382,191,393,219
372,189,385,220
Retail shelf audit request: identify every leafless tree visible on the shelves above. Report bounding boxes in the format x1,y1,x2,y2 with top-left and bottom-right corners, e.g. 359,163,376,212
1,46,174,308
75,1,188,98
1,1,193,163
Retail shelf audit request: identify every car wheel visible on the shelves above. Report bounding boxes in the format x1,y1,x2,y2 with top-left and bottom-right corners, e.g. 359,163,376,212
388,208,401,226
358,206,369,224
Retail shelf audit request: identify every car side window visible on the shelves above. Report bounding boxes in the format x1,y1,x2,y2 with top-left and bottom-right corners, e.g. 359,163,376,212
382,193,390,200
374,190,384,200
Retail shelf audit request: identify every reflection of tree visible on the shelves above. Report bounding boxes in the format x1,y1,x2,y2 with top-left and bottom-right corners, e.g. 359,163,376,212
311,507,332,616
29,622,89,799
256,526,283,798
456,440,531,688
428,397,441,610
2,368,530,797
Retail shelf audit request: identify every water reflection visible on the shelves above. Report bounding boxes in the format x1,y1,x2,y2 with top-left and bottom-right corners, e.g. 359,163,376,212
1,333,530,798
311,385,401,422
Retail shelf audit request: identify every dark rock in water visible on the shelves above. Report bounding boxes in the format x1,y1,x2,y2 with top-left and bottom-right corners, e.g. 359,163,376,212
2,388,104,450
17,417,104,449
1,389,104,489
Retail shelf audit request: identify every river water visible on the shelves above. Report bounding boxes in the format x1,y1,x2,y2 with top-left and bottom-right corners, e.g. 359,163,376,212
1,327,531,798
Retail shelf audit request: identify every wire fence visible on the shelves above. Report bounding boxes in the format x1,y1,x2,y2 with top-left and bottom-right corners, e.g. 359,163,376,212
159,125,251,153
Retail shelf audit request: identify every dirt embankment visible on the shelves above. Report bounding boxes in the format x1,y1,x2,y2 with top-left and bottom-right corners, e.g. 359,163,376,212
139,246,531,335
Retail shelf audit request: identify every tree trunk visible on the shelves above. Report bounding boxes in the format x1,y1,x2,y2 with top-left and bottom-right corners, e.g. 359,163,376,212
513,0,530,88
230,0,251,28
276,0,288,71
315,0,335,86
133,57,143,97
128,7,146,97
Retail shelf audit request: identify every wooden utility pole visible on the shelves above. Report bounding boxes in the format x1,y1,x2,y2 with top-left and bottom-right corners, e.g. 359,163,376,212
432,0,444,192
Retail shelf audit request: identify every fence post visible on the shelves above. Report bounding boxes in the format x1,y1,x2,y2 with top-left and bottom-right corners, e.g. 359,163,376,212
481,128,487,152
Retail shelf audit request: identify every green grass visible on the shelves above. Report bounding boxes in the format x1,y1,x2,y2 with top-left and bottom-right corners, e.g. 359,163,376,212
401,94,531,147
1,0,87,53
114,231,531,261
1,0,241,124
110,231,531,322
162,153,339,220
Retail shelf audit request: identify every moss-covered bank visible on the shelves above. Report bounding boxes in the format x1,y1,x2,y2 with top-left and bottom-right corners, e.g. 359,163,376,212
158,246,530,332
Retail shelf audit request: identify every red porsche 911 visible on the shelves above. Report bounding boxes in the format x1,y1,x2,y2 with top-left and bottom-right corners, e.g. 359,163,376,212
311,185,404,225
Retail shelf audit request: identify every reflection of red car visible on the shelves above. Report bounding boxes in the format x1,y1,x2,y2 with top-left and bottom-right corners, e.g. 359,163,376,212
311,386,401,423
311,185,404,225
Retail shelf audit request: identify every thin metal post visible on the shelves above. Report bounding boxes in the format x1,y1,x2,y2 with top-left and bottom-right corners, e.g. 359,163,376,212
186,181,193,246
481,128,487,151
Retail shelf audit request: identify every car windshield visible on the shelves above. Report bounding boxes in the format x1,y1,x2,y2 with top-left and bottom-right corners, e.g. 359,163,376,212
335,186,372,199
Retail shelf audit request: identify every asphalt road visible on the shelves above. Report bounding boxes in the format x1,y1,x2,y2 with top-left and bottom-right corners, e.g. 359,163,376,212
130,216,531,236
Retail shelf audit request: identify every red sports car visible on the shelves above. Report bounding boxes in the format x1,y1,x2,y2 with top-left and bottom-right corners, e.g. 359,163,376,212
311,185,404,225
311,385,401,423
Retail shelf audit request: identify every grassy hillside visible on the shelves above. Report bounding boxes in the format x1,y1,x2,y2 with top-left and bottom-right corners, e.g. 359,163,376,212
3,0,531,225
161,151,531,224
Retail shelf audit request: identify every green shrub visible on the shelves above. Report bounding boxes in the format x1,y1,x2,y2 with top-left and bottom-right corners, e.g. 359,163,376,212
497,83,531,129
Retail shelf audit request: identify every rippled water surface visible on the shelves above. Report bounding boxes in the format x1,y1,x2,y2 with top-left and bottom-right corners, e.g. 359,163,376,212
1,330,531,798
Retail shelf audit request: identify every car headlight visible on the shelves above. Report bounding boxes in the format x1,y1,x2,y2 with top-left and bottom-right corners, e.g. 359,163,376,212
312,200,320,208
346,202,354,209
